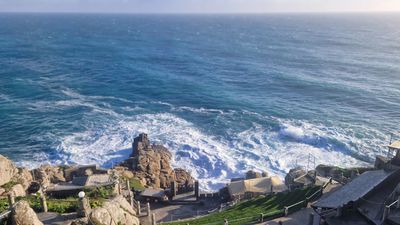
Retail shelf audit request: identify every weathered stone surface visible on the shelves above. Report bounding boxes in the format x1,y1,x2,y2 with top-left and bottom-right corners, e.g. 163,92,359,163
285,167,307,187
33,165,66,187
0,155,18,186
9,184,26,197
12,200,43,225
13,168,33,190
89,196,139,225
174,168,193,186
246,170,262,180
123,133,193,189
0,188,5,196
69,218,88,225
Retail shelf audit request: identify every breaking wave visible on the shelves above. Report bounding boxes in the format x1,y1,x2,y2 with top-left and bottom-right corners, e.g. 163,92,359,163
17,88,384,191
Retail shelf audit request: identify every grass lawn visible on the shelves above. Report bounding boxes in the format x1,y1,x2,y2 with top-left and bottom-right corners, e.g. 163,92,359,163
162,186,320,225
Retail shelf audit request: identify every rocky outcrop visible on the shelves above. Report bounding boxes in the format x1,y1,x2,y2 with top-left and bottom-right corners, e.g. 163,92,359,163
0,155,33,192
33,165,66,187
12,200,43,225
174,168,193,186
285,167,313,188
122,133,193,189
0,155,18,186
9,184,26,197
89,196,140,225
13,168,33,190
246,170,262,180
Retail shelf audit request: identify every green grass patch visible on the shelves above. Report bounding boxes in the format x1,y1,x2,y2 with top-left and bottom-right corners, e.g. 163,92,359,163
128,178,145,191
0,194,105,215
84,185,115,199
162,186,320,225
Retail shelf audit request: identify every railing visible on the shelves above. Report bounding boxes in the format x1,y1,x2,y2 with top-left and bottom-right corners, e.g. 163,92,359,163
162,182,331,225
284,178,331,216
0,210,11,221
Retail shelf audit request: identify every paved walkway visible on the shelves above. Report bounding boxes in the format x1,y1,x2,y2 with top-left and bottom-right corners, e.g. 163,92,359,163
258,208,318,225
38,212,78,225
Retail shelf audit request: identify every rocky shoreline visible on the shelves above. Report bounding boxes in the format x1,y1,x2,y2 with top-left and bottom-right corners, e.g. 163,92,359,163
0,133,376,225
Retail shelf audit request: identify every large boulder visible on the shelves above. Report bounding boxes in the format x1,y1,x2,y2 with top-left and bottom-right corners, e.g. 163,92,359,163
285,167,317,190
9,184,26,197
245,170,262,180
122,133,193,189
12,200,43,225
89,196,140,225
0,155,18,186
13,168,33,190
33,165,66,187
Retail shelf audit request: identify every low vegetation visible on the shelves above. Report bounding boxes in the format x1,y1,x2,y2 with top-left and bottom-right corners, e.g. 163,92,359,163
163,186,320,225
0,193,106,214
127,177,145,191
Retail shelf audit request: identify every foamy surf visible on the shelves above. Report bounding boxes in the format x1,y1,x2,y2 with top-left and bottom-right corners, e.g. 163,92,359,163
23,98,381,191
13,86,388,191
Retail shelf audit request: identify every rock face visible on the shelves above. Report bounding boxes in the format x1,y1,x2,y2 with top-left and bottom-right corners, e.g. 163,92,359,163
13,168,33,190
245,170,262,180
0,155,33,192
89,196,140,225
0,155,18,186
12,200,44,225
285,167,316,190
33,165,66,187
124,133,193,189
9,184,26,197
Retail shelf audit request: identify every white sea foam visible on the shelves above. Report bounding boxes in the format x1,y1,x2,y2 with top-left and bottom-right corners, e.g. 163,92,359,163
21,88,382,191
48,111,376,191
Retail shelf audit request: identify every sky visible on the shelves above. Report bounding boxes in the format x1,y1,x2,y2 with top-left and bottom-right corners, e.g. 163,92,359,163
1,0,400,13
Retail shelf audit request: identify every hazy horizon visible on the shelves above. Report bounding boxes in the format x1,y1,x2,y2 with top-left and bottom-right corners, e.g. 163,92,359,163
1,0,400,14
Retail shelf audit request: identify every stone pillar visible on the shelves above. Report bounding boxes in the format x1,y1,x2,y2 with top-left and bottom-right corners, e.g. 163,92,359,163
194,181,199,201
151,213,156,225
284,207,289,216
40,194,48,212
259,213,264,222
308,213,314,225
137,201,141,215
7,193,15,208
147,202,151,218
77,193,91,218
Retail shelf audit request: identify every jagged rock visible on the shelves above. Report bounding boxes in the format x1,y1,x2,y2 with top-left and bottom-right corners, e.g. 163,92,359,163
0,155,18,186
13,168,33,190
0,188,5,196
89,196,140,225
33,165,66,187
285,167,316,190
69,218,88,225
246,170,262,180
12,200,43,225
9,184,26,197
174,168,193,186
123,133,193,189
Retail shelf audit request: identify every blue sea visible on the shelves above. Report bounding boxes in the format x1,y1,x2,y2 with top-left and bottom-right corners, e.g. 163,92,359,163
0,13,399,190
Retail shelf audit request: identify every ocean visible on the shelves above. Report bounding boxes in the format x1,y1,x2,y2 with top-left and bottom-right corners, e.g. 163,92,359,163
0,13,399,190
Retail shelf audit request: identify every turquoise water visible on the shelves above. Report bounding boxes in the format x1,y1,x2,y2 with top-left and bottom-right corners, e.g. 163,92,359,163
0,13,399,190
